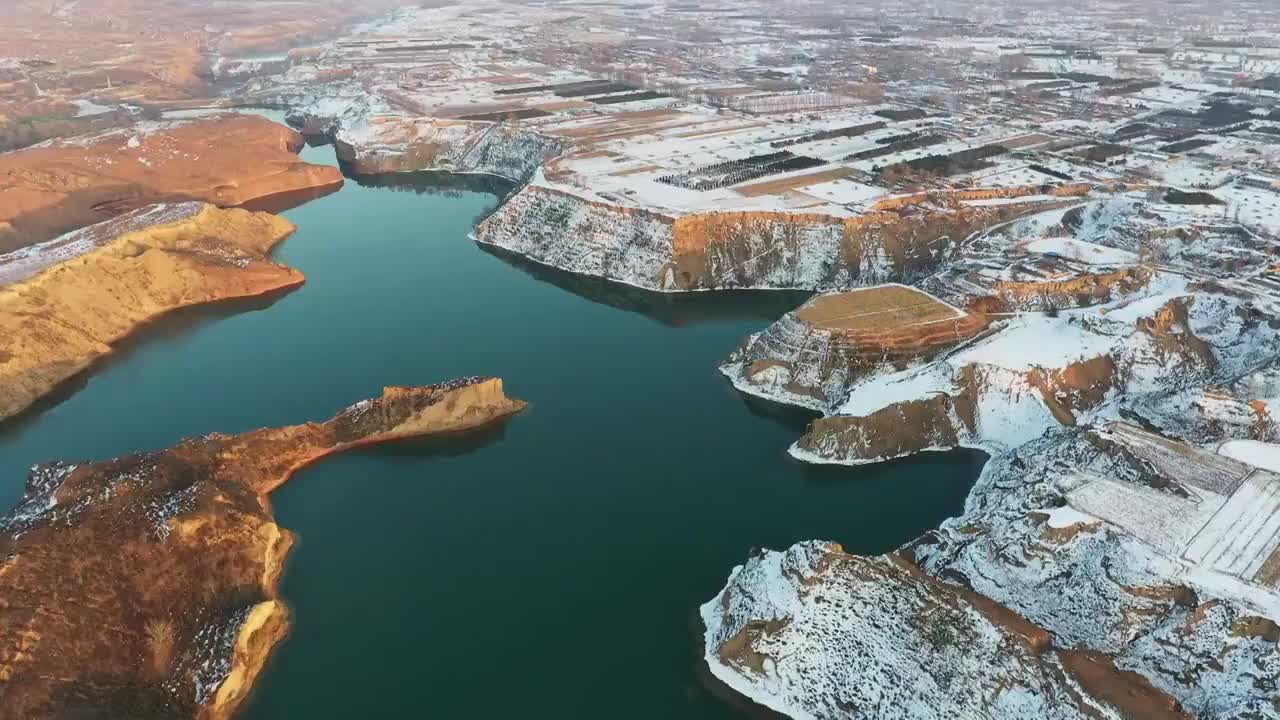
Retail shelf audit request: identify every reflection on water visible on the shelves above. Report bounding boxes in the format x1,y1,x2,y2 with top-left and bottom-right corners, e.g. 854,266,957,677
339,163,814,328
340,165,517,200
797,446,988,489
238,183,344,214
0,289,295,438
480,243,812,328
340,165,518,224
733,392,821,433
344,417,516,461
2,126,986,720
338,166,812,329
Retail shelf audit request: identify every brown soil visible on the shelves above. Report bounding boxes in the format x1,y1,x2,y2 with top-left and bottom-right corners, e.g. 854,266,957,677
1026,354,1118,426
1058,650,1193,720
1256,547,1280,589
1230,616,1280,642
0,378,526,720
797,390,971,461
1137,298,1217,371
996,266,1151,310
889,552,1053,652
718,618,791,675
0,0,403,120
0,115,343,251
0,204,300,422
798,285,959,331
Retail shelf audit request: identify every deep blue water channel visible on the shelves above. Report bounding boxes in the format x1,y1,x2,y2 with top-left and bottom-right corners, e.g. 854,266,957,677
0,131,984,718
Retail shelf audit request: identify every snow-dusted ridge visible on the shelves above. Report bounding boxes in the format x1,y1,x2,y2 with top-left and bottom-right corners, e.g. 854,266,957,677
702,193,1280,718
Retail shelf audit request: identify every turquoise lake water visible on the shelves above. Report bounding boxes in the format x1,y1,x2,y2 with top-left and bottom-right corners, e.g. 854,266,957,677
0,134,985,718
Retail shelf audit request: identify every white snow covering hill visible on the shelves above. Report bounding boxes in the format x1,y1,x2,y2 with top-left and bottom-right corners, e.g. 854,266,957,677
1219,440,1280,474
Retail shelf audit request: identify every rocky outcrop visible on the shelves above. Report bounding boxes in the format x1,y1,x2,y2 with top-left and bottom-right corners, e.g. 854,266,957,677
789,286,1270,466
475,184,1066,291
706,269,1280,717
0,378,526,720
0,202,302,422
473,184,678,289
722,286,991,411
993,266,1152,312
702,540,1197,720
334,117,565,182
792,361,1090,464
703,423,1280,719
0,115,343,251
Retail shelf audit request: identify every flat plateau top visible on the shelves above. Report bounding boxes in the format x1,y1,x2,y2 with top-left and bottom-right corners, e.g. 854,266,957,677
796,284,964,332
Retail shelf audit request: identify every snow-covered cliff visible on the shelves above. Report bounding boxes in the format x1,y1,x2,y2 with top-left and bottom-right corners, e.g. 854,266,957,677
703,198,1280,718
721,287,992,412
472,183,677,288
703,424,1280,720
334,118,564,181
475,182,1044,292
793,280,1278,465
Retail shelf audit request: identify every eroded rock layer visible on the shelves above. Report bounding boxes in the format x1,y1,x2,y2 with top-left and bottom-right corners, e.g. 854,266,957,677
0,378,527,720
704,198,1280,717
333,117,565,181
704,540,1197,720
793,288,1272,465
0,202,301,422
474,185,1057,291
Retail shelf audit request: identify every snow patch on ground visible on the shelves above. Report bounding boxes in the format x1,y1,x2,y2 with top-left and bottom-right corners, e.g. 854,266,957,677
1219,440,1280,474
1022,236,1138,265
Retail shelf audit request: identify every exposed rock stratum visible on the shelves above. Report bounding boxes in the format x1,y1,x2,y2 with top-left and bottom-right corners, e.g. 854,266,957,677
0,202,304,423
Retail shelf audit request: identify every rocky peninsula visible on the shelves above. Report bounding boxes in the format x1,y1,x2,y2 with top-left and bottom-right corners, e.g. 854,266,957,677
704,195,1280,718
0,378,526,720
0,115,341,252
0,202,304,423
332,116,566,180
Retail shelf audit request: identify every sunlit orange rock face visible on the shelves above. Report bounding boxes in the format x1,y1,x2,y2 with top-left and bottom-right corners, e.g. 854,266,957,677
0,379,526,720
0,115,344,252
0,203,304,423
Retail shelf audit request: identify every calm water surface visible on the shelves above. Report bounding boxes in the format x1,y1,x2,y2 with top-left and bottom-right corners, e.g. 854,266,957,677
0,131,985,718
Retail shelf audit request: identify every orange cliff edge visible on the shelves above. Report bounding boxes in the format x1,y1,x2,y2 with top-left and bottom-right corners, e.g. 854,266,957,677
0,114,343,253
0,202,308,423
0,378,527,720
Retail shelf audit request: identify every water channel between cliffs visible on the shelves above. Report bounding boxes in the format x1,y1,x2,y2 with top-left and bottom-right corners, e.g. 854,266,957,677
0,128,986,719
